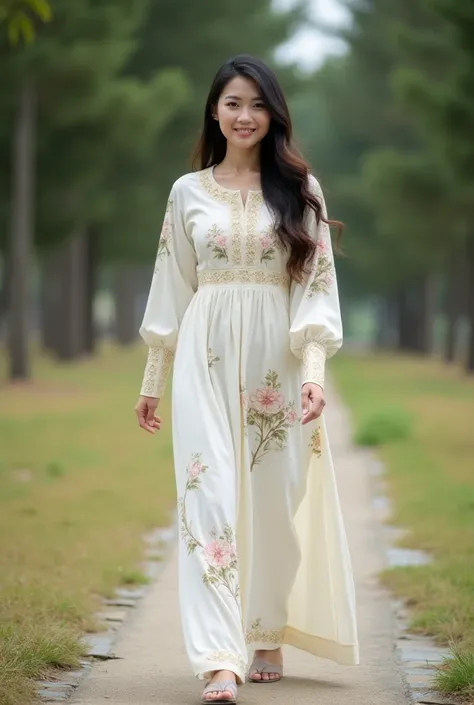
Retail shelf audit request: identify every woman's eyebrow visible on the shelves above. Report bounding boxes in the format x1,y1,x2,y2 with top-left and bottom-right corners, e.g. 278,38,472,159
223,94,262,101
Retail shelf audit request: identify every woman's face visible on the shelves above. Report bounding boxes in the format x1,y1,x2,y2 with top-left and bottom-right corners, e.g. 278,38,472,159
214,76,271,151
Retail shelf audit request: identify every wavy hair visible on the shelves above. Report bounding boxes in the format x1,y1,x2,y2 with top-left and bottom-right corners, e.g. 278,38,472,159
192,54,342,281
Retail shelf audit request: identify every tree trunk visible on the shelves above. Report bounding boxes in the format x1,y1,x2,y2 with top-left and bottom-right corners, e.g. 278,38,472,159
84,227,99,354
417,274,437,355
375,294,397,349
114,264,140,345
444,252,464,364
466,237,474,373
40,247,62,353
8,80,36,380
0,253,10,336
396,287,416,351
55,231,87,360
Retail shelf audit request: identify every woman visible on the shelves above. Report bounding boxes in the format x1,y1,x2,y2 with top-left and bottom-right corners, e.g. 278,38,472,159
135,54,358,704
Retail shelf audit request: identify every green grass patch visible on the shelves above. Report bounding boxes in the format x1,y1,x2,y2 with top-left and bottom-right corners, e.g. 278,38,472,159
435,647,474,701
331,352,474,698
0,342,175,705
354,406,413,447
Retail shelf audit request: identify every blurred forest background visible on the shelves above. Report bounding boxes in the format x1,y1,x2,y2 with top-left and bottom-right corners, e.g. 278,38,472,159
1,3,474,705
1,0,473,381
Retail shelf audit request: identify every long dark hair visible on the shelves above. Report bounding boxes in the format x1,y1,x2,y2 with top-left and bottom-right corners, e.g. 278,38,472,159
192,54,342,282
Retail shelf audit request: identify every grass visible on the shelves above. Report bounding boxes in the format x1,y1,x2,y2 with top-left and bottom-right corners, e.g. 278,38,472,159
331,352,474,699
0,342,175,705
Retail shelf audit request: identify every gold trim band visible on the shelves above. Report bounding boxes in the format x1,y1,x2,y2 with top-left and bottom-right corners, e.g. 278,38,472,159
198,269,290,289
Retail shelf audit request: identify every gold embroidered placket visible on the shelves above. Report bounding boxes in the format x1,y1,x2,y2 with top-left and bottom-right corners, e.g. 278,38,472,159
245,192,264,265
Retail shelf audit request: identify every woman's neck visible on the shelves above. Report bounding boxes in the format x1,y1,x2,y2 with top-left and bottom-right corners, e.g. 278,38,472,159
218,144,261,175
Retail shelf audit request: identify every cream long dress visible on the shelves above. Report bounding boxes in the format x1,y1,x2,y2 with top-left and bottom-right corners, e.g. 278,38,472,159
139,166,359,684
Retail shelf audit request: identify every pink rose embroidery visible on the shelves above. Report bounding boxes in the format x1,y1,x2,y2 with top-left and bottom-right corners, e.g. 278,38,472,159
207,225,229,262
286,405,299,425
247,370,298,471
203,539,235,568
214,234,227,247
250,387,285,414
259,228,278,264
189,459,204,478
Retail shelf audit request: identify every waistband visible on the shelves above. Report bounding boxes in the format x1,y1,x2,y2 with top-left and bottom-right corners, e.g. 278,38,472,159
197,268,290,290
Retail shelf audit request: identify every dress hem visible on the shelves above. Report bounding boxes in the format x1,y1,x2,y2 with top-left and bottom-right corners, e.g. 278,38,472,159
196,662,246,686
283,626,359,666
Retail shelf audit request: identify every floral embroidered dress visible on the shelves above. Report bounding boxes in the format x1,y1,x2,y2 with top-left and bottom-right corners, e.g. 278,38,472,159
139,166,358,684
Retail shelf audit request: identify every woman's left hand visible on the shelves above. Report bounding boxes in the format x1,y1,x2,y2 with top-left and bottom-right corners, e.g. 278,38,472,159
301,382,326,425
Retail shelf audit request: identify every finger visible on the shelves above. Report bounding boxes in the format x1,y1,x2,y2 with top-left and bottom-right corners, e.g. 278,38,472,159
302,398,322,425
301,389,310,415
313,400,325,419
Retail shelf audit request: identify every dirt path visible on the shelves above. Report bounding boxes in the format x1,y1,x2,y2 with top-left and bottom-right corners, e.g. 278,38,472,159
72,381,409,705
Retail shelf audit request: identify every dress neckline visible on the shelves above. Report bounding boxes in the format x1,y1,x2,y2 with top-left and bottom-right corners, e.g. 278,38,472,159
209,165,262,197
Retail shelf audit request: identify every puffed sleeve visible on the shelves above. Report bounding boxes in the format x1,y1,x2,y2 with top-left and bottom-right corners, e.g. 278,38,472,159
139,179,198,398
289,175,343,390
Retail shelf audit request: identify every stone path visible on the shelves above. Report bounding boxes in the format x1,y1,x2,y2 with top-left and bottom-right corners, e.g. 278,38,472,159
71,381,410,705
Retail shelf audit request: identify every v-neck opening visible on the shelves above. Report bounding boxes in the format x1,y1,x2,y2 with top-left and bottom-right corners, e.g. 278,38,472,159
210,165,262,208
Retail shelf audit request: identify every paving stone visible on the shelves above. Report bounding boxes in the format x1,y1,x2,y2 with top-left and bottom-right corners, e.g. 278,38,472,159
145,547,163,560
114,587,147,600
369,459,385,476
82,633,117,660
416,696,459,705
104,597,136,608
38,684,75,693
398,646,450,663
95,609,128,623
142,560,163,580
38,689,69,701
388,546,432,568
373,494,391,514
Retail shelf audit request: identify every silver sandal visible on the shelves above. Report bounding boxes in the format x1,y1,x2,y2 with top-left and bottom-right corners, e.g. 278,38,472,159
201,680,238,704
248,657,283,683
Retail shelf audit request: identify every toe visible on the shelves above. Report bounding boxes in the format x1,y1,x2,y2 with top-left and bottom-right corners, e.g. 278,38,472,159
262,673,269,681
250,672,261,681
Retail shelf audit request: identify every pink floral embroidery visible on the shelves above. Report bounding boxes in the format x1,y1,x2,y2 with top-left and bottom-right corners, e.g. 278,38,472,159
247,371,298,471
286,406,300,425
259,227,278,264
154,199,173,272
250,387,285,415
206,224,229,262
307,237,334,298
204,539,235,568
189,457,205,478
178,455,241,614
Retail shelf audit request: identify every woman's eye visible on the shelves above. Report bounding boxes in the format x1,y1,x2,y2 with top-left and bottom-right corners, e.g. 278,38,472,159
254,103,266,109
226,101,238,108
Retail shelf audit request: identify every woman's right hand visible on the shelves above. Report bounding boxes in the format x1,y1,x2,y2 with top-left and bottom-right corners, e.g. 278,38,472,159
135,395,162,434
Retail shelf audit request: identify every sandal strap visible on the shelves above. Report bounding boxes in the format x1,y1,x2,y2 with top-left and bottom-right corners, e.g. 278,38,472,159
249,658,283,676
203,681,238,695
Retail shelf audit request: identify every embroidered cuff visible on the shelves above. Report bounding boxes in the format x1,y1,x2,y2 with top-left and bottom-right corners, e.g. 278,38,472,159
140,346,174,398
302,341,326,389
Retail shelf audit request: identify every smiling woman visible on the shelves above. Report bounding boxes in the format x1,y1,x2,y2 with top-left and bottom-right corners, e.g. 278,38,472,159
134,54,358,704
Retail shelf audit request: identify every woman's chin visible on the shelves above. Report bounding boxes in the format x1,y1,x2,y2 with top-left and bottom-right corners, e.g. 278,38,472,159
228,135,261,150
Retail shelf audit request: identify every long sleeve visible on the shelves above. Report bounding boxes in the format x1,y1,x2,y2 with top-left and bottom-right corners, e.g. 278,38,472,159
139,180,198,398
289,176,343,390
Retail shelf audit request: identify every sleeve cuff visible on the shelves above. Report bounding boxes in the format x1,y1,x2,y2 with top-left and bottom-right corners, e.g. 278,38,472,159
302,341,326,389
140,346,174,398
